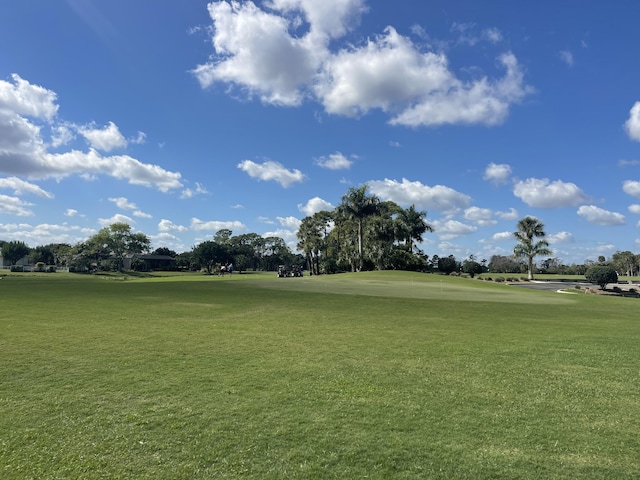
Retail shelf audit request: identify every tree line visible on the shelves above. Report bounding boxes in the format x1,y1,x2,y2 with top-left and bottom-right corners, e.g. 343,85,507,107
2,188,640,278
0,223,302,274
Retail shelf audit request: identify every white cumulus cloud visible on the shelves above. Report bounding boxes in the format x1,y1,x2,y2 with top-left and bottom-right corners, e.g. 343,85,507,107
464,206,496,226
492,231,512,241
190,218,246,231
193,0,322,106
277,216,301,230
78,121,127,152
314,152,352,170
432,219,477,240
496,208,519,220
623,180,640,197
624,101,640,142
109,196,137,210
577,205,625,226
513,178,590,208
181,182,209,199
0,75,184,192
98,214,134,227
0,194,34,216
194,2,532,127
547,231,574,244
0,73,58,120
298,196,334,216
0,177,53,198
158,219,188,232
237,159,305,187
628,204,640,214
368,178,470,214
483,162,511,184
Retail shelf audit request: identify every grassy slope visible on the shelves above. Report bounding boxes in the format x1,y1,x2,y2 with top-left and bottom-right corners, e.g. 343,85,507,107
0,272,638,479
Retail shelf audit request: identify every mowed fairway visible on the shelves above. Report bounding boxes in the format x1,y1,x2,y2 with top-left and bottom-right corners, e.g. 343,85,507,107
1,272,638,479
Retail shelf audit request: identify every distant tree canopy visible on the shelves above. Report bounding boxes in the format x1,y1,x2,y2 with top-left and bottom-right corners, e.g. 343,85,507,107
488,255,524,274
297,184,434,274
611,251,639,277
153,247,177,257
192,241,226,275
1,240,30,265
190,230,302,274
462,259,483,278
73,223,151,271
437,256,458,275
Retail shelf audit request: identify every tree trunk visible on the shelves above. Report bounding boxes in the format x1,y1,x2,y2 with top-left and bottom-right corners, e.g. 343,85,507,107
357,219,363,271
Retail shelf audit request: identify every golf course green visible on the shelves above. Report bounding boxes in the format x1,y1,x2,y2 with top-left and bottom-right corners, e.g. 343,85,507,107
1,271,638,479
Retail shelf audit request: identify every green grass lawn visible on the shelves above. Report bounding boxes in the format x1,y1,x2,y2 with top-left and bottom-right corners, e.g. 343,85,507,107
1,271,638,479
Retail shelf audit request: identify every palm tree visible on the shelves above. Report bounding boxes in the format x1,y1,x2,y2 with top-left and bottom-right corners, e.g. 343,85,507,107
513,216,552,280
296,211,333,275
397,204,434,253
338,185,380,271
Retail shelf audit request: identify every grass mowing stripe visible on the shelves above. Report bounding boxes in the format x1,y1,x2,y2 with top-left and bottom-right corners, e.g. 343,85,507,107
0,272,638,479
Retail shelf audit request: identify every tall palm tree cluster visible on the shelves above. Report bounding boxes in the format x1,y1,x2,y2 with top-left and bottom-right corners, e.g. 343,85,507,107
297,185,433,274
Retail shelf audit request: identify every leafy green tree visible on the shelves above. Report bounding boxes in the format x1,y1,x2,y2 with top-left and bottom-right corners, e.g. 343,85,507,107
30,245,55,265
174,251,194,270
262,236,291,271
585,265,618,290
213,229,233,246
80,223,151,271
229,233,263,271
437,255,458,275
48,243,73,267
1,240,31,265
153,247,177,257
513,216,552,280
611,251,637,277
297,211,335,275
366,200,400,270
462,259,483,278
297,215,324,275
192,241,226,274
540,257,563,274
338,185,380,271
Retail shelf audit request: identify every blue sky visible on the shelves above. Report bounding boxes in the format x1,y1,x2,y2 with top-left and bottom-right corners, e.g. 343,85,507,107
1,0,640,264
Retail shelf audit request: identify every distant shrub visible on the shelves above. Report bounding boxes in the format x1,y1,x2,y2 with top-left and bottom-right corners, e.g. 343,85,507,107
484,277,492,281
612,286,622,293
585,266,618,290
629,288,637,294
494,277,505,283
10,265,23,272
520,277,529,282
